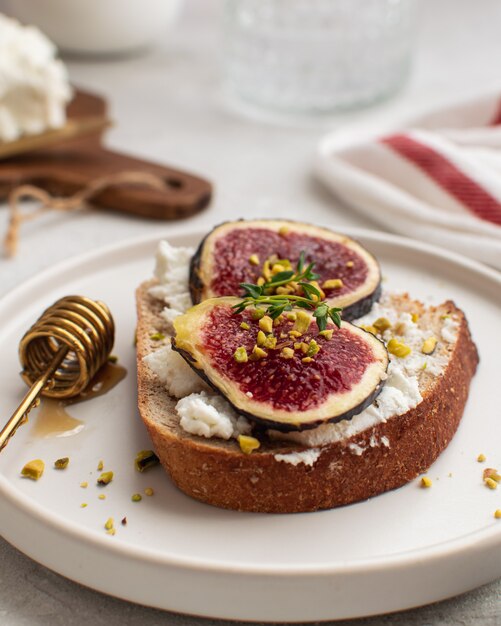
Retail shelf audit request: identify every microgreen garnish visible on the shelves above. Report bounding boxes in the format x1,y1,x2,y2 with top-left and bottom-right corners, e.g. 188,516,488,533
233,252,342,330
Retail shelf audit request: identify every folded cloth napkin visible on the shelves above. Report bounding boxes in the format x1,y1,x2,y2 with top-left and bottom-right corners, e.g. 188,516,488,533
315,93,501,270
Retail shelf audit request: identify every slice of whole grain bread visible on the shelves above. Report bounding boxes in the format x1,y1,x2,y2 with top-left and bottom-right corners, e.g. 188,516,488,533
136,283,478,513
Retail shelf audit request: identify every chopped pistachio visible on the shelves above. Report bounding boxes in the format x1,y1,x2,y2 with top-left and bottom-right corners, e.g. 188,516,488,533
477,454,486,463
276,286,293,296
97,471,114,486
309,281,326,301
97,460,104,471
286,312,297,322
346,261,354,268
240,322,250,330
485,477,498,490
54,457,69,470
495,510,501,519
484,468,501,482
292,310,311,335
256,277,265,287
256,330,266,346
80,481,88,488
259,315,273,334
131,493,142,502
280,347,294,359
104,517,114,530
107,528,116,536
373,317,392,332
150,332,165,341
319,329,334,340
251,345,268,360
278,226,289,236
21,459,45,481
144,487,154,496
238,435,260,454
289,330,302,338
411,313,420,323
234,346,249,363
249,253,260,266
271,263,287,275
361,325,378,335
251,308,265,320
420,476,432,488
422,362,428,370
387,338,411,358
135,450,160,472
273,315,284,326
306,339,320,357
263,334,277,349
302,357,314,364
323,278,343,290
80,503,88,508
421,337,438,355
98,494,106,500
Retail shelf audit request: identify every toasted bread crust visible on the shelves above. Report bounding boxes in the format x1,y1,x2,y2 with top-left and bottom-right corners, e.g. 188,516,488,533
136,284,478,513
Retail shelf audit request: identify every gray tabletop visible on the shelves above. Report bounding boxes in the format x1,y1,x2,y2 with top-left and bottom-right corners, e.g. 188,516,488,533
1,0,500,623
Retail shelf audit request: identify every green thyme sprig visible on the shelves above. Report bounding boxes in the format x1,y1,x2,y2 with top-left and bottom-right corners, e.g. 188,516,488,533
233,252,342,331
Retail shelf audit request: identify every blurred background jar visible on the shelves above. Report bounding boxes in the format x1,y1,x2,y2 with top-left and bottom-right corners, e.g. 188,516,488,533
223,0,418,115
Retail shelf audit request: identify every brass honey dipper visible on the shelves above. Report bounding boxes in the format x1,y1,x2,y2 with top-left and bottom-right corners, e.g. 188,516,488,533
0,295,115,452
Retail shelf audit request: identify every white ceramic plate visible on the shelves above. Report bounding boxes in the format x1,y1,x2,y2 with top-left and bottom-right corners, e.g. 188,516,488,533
0,228,500,622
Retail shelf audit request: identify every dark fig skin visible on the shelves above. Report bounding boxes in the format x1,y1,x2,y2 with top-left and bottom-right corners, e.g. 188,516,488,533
171,332,388,434
188,219,382,322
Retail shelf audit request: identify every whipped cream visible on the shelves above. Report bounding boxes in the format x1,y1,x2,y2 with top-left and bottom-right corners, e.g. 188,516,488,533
0,14,72,142
145,241,459,453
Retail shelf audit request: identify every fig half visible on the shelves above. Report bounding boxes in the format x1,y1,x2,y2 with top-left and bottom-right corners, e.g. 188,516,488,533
172,297,389,431
190,220,381,321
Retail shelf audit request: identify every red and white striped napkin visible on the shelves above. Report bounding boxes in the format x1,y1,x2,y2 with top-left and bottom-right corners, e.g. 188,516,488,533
315,94,501,270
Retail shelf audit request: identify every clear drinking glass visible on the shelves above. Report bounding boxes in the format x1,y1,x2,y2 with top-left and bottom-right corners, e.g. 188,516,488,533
223,0,417,115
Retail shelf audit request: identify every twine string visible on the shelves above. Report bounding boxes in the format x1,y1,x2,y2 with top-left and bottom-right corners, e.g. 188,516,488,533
4,171,168,257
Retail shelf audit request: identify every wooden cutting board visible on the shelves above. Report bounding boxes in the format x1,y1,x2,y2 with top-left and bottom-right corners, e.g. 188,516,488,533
0,89,212,220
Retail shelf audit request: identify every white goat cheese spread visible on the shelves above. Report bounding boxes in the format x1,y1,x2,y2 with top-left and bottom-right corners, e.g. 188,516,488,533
144,241,459,455
0,14,72,142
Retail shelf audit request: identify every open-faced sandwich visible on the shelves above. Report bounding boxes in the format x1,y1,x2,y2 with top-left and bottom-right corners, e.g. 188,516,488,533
136,220,479,513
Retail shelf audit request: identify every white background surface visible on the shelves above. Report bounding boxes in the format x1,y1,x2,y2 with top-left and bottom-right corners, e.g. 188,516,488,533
0,0,500,624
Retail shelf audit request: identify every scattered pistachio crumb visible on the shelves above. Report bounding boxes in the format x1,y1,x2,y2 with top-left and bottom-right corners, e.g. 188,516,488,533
319,329,334,340
361,324,378,335
256,330,266,346
80,481,88,488
286,312,297,322
251,345,267,360
302,357,314,364
121,517,127,526
256,277,265,287
485,477,498,490
373,317,392,333
131,493,142,502
134,450,160,472
54,457,69,470
293,310,311,335
483,468,501,483
251,308,265,320
98,494,106,500
80,503,88,508
240,322,250,330
144,487,154,497
495,510,501,519
280,347,294,359
421,337,437,355
104,517,114,531
238,435,260,455
234,346,249,363
106,528,116,536
249,253,260,266
259,315,273,334
21,459,45,480
323,278,343,290
306,339,320,357
411,313,419,323
149,332,166,341
346,261,354,268
97,460,104,471
387,338,411,358
97,471,114,486
420,476,432,488
278,226,289,236
448,472,453,478
477,454,486,462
